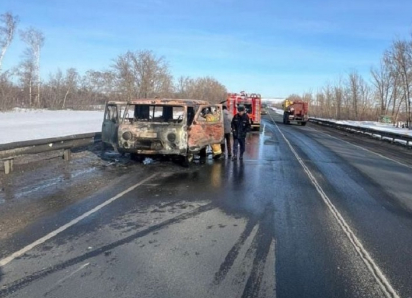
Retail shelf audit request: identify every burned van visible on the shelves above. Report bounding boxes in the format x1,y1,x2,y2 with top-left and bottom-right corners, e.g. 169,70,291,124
102,99,224,165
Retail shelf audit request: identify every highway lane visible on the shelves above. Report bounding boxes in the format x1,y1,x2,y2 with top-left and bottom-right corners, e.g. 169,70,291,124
1,114,412,297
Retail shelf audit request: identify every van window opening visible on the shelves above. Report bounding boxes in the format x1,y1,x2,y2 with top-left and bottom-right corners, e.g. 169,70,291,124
124,105,184,123
105,105,118,121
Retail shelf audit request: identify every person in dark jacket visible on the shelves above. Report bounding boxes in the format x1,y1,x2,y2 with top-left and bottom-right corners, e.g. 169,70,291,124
231,105,251,160
221,106,232,158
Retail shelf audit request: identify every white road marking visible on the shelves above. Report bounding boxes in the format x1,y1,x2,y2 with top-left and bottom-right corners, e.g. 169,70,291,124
0,173,157,267
268,113,399,298
315,129,412,170
43,262,90,296
56,262,90,285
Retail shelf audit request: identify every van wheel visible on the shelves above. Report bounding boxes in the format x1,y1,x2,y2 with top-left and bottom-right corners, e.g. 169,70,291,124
101,143,107,156
181,153,194,167
131,153,144,162
118,149,126,157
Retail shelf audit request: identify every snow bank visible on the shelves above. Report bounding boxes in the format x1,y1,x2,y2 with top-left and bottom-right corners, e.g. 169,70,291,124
314,118,412,137
270,107,284,115
0,109,104,144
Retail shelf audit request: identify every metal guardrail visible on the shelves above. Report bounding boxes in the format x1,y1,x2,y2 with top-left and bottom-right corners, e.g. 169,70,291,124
0,132,101,174
309,118,412,147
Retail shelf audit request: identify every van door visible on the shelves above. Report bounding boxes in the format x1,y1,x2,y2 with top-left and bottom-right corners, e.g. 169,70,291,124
102,103,121,150
187,104,224,151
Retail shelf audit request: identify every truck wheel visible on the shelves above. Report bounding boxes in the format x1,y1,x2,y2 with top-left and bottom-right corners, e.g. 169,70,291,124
301,122,307,126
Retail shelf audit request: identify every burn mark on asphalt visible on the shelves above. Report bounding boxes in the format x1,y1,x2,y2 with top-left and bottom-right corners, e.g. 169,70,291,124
240,210,274,298
212,217,259,285
212,206,275,298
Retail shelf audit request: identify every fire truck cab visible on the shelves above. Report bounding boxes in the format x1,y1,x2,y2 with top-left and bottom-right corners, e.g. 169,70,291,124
226,91,261,131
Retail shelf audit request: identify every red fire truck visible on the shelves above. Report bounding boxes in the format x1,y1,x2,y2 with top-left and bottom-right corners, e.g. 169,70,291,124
226,91,262,131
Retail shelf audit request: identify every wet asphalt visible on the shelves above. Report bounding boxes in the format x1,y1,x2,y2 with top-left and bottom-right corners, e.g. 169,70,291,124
1,113,412,298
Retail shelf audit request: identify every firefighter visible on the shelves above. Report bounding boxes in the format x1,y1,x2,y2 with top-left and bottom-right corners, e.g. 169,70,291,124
204,108,222,159
231,105,251,160
221,106,232,158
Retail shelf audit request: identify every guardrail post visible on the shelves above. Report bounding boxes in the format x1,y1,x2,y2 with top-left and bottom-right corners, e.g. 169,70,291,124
63,149,71,161
4,159,13,174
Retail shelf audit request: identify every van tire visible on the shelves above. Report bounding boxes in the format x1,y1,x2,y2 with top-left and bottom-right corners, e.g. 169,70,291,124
181,153,194,167
101,143,107,156
131,153,144,162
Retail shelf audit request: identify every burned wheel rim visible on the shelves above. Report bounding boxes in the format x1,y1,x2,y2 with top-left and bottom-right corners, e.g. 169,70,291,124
187,153,194,163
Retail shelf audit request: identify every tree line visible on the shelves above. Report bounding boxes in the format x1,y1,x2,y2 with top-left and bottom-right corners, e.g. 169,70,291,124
286,36,412,126
0,12,227,111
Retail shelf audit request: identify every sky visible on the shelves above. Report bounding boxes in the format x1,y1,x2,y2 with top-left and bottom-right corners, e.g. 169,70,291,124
1,0,412,97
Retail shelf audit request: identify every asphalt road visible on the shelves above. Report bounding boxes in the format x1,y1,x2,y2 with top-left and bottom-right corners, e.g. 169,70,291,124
1,113,412,298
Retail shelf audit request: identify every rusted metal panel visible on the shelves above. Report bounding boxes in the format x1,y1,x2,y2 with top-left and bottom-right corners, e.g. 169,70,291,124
118,122,188,155
187,104,224,151
102,102,125,150
188,122,224,150
107,101,127,105
128,99,209,106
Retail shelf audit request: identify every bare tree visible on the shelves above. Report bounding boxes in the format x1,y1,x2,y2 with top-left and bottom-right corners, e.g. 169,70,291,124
389,40,412,127
0,70,19,110
333,77,344,120
347,71,362,120
175,76,191,98
45,68,64,108
371,58,392,117
112,50,173,100
62,68,78,108
112,53,137,100
0,12,18,73
134,50,172,98
178,77,227,103
18,59,35,106
20,27,45,107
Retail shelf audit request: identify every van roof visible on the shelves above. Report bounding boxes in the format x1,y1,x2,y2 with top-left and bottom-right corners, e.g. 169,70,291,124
127,98,210,106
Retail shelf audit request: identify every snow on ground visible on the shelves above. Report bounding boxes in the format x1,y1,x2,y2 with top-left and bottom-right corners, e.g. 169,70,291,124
315,118,412,137
0,109,104,145
268,107,412,141
270,107,284,116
